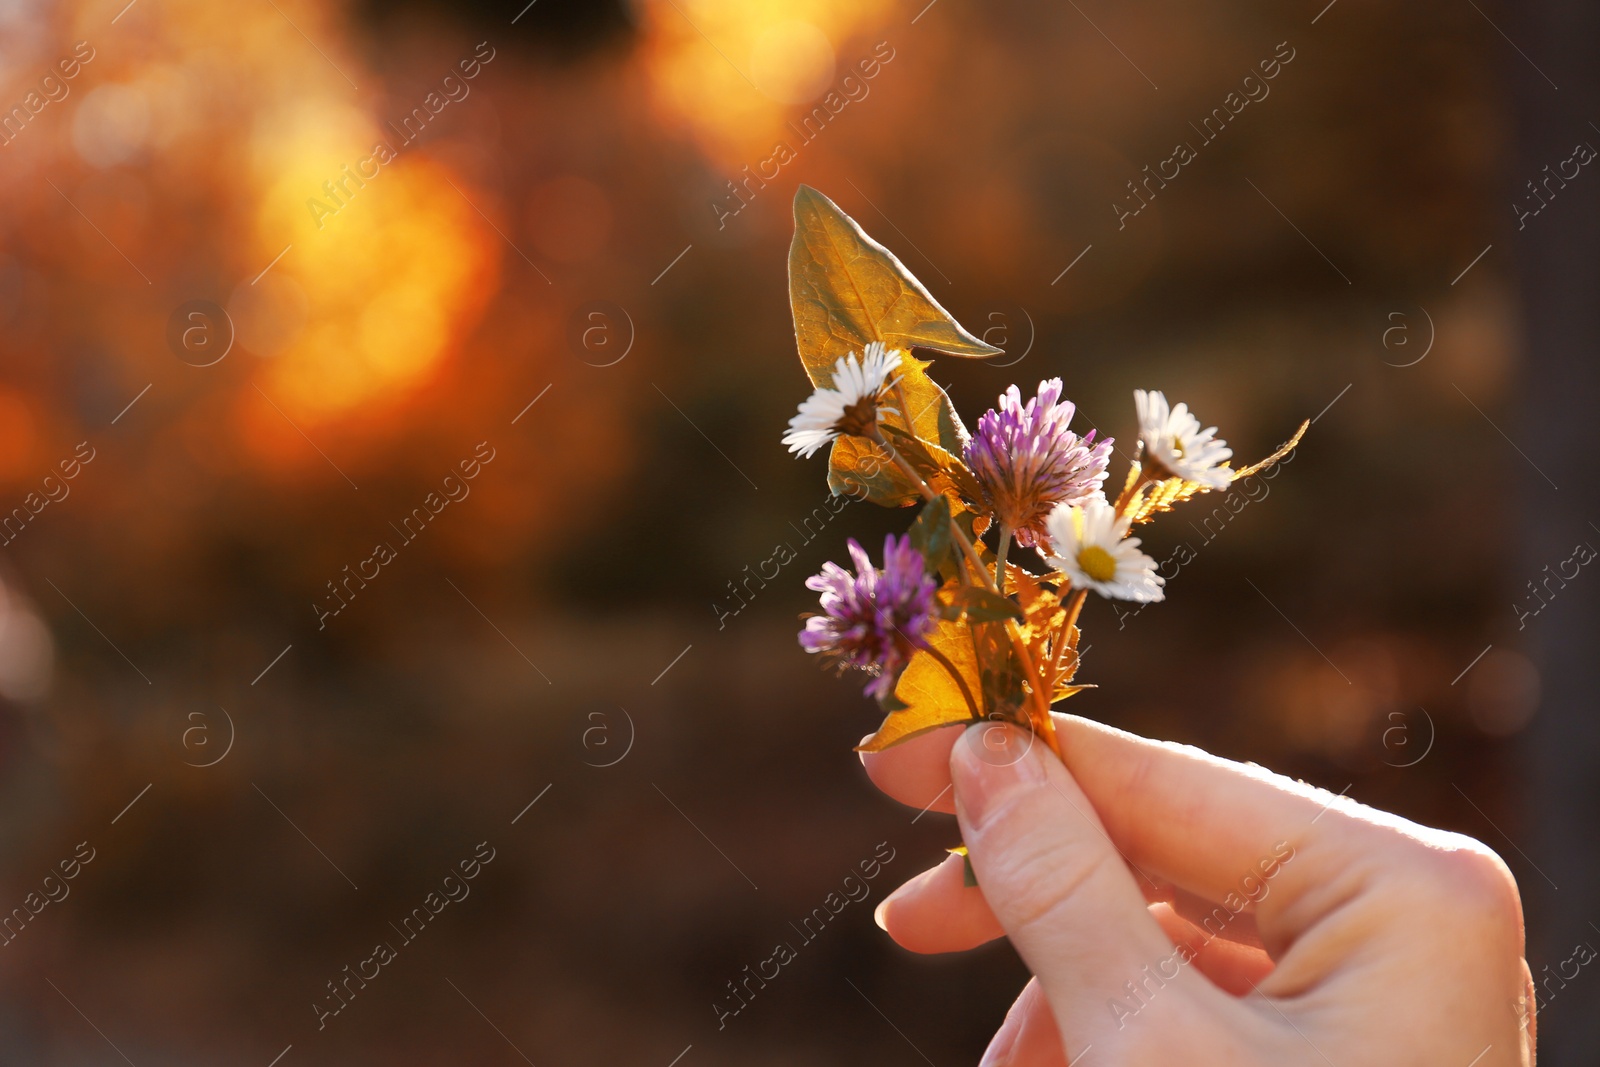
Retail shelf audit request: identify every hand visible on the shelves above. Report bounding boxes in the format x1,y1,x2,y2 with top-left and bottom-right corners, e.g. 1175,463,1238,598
861,716,1536,1065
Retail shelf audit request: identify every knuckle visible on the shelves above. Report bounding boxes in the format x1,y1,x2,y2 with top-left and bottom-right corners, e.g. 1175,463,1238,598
1408,835,1524,934
1448,842,1522,910
999,838,1119,935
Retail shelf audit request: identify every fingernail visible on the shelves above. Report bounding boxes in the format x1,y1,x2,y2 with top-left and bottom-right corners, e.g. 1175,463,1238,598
952,723,1044,829
873,897,890,931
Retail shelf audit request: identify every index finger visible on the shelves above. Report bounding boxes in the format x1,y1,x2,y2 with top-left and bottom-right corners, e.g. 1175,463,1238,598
860,722,964,817
863,712,1432,951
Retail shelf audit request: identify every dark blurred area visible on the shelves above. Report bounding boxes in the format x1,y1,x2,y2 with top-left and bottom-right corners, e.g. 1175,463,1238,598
0,0,1591,1062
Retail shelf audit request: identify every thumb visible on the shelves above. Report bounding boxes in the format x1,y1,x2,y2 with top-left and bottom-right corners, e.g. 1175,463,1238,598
951,723,1195,1050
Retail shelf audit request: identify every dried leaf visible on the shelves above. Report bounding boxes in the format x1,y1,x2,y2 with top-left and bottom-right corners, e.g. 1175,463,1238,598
1124,419,1310,525
828,435,922,506
856,618,983,752
1005,564,1091,704
823,354,968,505
787,186,996,500
974,618,1027,724
789,185,1001,372
1233,418,1309,479
1051,683,1093,705
1123,464,1209,525
881,423,988,508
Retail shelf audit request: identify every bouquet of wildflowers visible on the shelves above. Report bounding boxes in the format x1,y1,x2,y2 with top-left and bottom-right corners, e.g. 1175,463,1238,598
781,186,1305,757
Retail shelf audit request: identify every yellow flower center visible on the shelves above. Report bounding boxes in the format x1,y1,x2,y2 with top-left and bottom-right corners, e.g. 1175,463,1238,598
1077,545,1118,583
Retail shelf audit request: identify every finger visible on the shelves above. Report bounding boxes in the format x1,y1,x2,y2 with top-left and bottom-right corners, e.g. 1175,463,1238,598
875,853,1252,957
876,877,1273,1018
980,979,1069,1067
1165,885,1263,952
1147,902,1275,995
875,852,1005,954
860,724,961,815
875,713,1411,956
1045,715,1407,960
951,722,1213,1045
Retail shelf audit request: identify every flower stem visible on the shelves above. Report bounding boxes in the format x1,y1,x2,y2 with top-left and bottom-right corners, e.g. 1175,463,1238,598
869,427,1054,740
1046,588,1088,697
870,427,992,590
995,525,1012,597
891,379,915,436
1026,588,1087,764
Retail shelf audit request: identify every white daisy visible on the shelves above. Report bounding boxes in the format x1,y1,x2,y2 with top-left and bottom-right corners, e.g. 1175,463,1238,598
1134,389,1233,489
1043,500,1164,602
782,342,904,458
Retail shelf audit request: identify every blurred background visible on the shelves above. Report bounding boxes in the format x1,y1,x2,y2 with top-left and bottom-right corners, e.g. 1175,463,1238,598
0,0,1595,1062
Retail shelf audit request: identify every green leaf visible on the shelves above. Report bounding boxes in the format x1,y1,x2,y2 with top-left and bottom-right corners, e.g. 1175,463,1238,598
907,495,953,573
950,587,1025,623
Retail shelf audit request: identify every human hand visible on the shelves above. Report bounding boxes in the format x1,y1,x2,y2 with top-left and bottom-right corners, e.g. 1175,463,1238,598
861,716,1536,1065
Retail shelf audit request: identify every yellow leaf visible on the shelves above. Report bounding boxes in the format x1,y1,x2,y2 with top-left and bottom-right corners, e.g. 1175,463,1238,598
832,422,990,512
1122,465,1209,524
1233,418,1309,479
1007,565,1064,647
827,435,922,506
856,618,982,752
788,186,995,494
1005,563,1090,704
1124,419,1310,524
881,424,989,507
825,355,968,505
789,185,1002,374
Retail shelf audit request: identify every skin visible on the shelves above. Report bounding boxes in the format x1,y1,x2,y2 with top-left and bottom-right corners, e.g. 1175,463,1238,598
861,715,1536,1066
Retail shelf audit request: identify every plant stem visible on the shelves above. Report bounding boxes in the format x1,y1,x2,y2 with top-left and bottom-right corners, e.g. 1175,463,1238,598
995,525,1012,597
870,427,991,591
1046,588,1088,696
1031,587,1089,762
891,379,915,435
869,427,1054,736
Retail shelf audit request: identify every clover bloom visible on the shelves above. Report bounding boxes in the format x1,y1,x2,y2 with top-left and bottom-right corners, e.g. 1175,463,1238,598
964,378,1113,548
800,534,940,699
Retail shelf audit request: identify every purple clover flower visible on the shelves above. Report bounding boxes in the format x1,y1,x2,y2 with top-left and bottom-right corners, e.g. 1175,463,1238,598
799,534,941,700
964,378,1114,549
